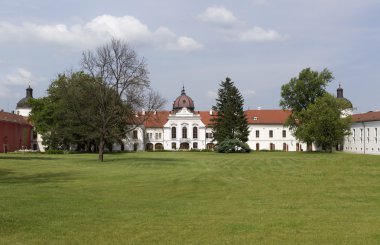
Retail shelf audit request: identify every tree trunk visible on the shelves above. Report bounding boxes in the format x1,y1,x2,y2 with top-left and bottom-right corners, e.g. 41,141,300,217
98,139,105,162
307,142,313,152
327,144,333,153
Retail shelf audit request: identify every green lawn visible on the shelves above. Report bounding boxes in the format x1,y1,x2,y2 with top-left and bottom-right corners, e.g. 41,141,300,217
1,152,380,244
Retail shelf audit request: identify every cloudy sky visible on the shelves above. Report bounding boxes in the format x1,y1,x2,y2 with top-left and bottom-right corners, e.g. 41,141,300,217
0,0,379,113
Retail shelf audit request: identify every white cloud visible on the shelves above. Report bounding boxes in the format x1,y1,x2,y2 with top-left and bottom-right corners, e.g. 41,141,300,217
153,27,203,51
0,15,202,52
238,27,285,42
198,6,286,42
252,0,271,6
4,68,33,86
197,6,241,27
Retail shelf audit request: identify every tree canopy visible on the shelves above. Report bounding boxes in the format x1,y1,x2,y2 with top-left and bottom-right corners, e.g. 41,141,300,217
212,77,249,144
296,94,351,152
279,67,350,152
30,39,165,161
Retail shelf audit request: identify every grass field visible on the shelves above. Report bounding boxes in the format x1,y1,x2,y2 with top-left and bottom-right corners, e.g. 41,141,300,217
1,151,380,244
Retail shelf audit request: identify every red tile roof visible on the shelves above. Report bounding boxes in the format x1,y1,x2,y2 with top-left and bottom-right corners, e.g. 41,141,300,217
132,109,292,128
198,111,216,126
142,111,170,128
199,110,291,126
0,111,31,125
351,111,380,123
245,110,291,124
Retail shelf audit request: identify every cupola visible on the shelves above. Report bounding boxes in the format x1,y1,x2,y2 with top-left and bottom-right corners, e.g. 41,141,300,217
172,86,195,112
336,84,353,109
16,85,34,109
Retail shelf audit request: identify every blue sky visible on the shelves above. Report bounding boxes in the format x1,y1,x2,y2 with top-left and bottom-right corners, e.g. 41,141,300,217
0,0,379,113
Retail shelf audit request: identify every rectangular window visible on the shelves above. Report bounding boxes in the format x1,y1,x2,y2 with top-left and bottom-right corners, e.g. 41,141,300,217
171,127,176,139
193,142,198,149
206,133,213,138
182,127,187,138
361,128,363,143
133,130,138,139
269,130,273,138
193,127,198,139
255,130,259,138
155,133,159,140
368,128,370,143
376,128,378,143
282,130,286,138
171,142,176,149
158,133,162,139
33,131,38,140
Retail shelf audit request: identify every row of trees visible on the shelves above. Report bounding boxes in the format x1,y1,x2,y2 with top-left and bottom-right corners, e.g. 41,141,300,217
279,68,351,152
212,68,351,153
30,39,350,159
30,39,165,161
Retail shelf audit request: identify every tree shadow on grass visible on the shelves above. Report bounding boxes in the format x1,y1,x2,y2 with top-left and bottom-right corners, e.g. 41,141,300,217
0,155,59,161
108,157,190,166
0,168,76,184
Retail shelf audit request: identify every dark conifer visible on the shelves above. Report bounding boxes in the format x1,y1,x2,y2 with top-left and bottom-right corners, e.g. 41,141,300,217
212,77,249,143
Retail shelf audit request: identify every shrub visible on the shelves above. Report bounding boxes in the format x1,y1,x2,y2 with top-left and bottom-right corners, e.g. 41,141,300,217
45,149,65,154
215,139,251,153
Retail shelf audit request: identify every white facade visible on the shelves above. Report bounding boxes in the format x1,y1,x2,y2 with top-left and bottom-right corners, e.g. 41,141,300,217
247,125,310,151
123,108,311,152
163,108,206,150
344,120,380,155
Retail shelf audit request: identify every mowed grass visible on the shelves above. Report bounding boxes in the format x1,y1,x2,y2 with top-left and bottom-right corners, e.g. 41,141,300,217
1,152,380,244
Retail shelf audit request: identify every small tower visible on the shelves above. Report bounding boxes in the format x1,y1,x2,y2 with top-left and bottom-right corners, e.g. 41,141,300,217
15,84,34,117
336,83,353,117
337,83,344,99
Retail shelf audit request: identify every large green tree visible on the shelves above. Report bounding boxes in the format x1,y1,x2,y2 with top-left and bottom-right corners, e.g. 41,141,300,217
30,72,125,154
296,94,351,152
280,68,334,150
31,39,165,161
212,77,249,144
81,39,165,161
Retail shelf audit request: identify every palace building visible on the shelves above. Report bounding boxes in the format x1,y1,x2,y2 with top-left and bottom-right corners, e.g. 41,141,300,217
344,111,380,155
119,87,313,152
4,84,380,155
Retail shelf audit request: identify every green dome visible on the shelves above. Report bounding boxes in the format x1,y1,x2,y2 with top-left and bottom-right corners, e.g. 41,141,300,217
16,86,33,109
337,85,353,109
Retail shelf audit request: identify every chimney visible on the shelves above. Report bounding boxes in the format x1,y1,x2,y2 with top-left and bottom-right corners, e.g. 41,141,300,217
209,110,213,115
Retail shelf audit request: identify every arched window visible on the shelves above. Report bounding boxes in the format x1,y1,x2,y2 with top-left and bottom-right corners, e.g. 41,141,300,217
182,127,187,138
193,127,198,139
171,127,176,139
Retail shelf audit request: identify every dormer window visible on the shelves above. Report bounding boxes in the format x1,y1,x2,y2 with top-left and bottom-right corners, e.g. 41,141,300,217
253,116,258,121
